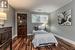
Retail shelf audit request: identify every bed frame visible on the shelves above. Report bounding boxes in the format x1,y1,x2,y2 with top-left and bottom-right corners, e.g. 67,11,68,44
35,43,56,50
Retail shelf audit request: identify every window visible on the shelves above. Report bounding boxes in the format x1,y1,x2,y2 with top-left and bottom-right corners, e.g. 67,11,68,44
32,14,48,23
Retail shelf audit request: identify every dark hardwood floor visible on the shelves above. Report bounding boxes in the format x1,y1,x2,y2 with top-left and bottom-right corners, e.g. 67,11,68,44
6,37,75,50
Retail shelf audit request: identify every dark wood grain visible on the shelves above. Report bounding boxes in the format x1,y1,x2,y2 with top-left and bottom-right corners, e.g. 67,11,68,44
17,13,27,37
6,37,75,50
0,27,12,50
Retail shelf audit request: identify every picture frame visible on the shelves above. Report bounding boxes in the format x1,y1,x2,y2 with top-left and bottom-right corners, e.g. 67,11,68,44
58,9,72,26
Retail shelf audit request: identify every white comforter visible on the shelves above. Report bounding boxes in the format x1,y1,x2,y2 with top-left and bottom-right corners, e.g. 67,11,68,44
32,33,58,48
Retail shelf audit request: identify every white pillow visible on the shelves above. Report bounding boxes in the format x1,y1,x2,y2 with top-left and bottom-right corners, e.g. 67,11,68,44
33,30,48,35
38,25,45,30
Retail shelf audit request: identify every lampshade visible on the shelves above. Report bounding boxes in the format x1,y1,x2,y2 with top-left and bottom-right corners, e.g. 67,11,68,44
0,12,7,20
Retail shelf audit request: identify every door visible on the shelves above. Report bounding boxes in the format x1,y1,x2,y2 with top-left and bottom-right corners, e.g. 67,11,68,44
17,13,27,37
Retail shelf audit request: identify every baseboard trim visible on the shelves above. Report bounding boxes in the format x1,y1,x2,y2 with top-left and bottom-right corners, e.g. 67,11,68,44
54,34,75,47
12,34,17,39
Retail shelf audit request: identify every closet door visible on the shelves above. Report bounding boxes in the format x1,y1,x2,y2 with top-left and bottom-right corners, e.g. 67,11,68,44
17,13,27,37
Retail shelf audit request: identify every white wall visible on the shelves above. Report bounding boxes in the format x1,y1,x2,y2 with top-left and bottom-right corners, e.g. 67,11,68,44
50,1,75,41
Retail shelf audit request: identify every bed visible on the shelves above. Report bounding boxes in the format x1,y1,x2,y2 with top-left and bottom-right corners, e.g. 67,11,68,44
32,30,58,48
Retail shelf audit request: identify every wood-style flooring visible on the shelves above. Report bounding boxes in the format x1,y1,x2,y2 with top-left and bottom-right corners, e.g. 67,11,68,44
6,37,74,50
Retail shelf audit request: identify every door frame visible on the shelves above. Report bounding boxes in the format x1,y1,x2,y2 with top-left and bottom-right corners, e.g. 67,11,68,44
15,11,28,37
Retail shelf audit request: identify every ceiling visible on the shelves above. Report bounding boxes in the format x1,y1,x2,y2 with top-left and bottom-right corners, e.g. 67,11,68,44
8,0,72,13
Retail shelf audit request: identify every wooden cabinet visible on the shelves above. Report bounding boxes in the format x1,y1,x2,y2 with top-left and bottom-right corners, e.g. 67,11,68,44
0,27,12,50
17,13,27,37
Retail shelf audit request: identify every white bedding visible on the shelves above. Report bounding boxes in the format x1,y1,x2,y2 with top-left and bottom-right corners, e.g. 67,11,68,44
32,32,58,48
